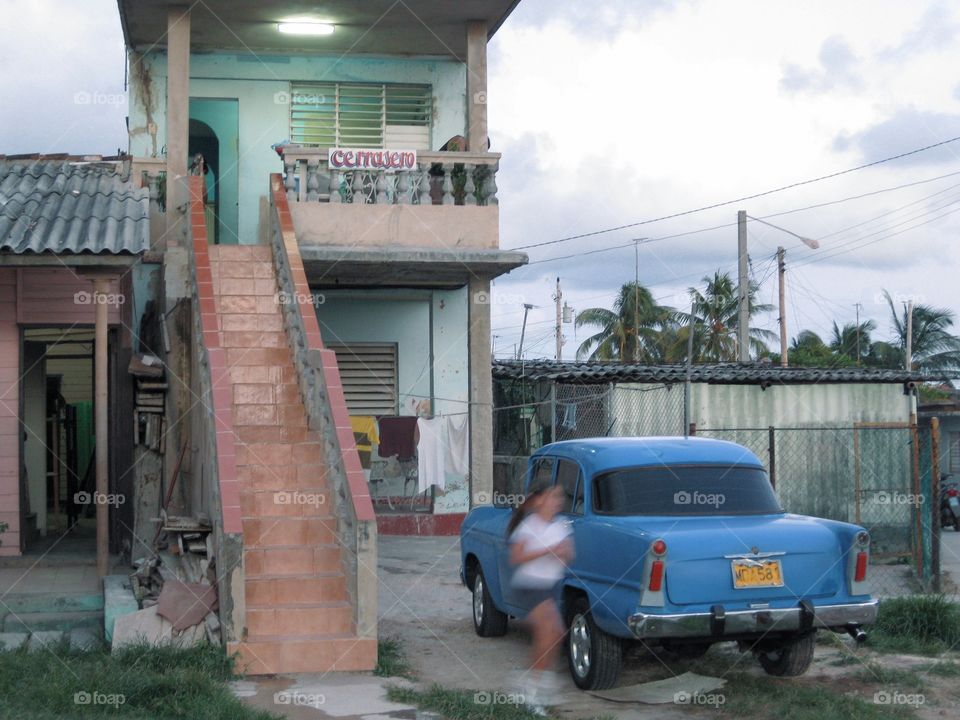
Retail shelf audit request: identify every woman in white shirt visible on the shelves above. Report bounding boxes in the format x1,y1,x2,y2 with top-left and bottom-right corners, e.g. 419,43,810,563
507,479,574,710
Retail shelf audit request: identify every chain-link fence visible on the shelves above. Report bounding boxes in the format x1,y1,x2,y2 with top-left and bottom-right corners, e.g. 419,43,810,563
493,376,958,602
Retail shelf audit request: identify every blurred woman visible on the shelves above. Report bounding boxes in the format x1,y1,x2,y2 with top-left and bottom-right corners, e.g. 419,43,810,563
507,480,573,712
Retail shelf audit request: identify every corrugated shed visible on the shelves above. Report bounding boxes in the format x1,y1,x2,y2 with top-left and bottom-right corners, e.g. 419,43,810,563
493,359,929,385
0,159,149,255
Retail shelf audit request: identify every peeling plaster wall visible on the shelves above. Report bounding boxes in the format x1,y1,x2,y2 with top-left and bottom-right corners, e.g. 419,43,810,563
127,51,467,245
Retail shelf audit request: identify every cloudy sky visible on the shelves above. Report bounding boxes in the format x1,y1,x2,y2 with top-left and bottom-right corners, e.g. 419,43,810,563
1,0,958,362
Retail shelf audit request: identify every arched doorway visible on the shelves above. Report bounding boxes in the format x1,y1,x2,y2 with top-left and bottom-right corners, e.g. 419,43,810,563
188,119,220,243
188,98,239,244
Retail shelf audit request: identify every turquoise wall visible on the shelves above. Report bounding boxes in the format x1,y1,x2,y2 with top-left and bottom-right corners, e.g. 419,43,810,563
128,52,467,244
189,98,240,244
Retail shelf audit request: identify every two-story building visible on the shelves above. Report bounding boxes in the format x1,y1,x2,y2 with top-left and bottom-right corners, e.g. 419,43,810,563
116,0,526,673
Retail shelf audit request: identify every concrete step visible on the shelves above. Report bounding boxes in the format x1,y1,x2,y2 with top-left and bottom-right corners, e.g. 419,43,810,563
240,490,334,519
3,610,102,633
245,573,348,605
0,592,103,615
243,518,338,547
246,601,352,636
227,636,377,675
244,545,342,577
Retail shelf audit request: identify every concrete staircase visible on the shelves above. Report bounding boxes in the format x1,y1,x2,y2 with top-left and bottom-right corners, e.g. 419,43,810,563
211,245,375,673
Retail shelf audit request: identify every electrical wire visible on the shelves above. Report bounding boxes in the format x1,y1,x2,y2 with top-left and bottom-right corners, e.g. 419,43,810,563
511,137,960,251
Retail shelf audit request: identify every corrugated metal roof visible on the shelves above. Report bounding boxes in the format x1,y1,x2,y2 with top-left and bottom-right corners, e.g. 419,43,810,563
493,360,930,385
0,158,149,255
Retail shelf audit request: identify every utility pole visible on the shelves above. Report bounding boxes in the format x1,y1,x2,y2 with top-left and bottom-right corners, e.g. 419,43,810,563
855,302,862,366
737,210,750,362
905,300,914,371
554,277,563,362
777,246,787,367
517,303,534,360
634,240,640,362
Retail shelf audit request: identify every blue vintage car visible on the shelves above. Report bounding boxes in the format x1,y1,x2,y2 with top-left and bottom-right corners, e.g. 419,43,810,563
460,437,877,689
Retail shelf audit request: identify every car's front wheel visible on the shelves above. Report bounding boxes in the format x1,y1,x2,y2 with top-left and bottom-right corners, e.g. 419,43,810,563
757,632,816,676
472,568,508,637
567,597,622,690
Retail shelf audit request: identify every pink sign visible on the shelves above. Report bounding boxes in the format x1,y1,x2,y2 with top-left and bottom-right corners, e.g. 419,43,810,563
328,148,417,171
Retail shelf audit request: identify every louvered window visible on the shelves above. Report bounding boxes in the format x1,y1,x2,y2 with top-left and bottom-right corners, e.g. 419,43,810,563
289,83,432,150
329,344,398,416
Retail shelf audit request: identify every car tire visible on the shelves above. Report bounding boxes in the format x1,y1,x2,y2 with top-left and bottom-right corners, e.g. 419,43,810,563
472,568,508,637
567,597,622,690
953,516,960,532
757,632,816,676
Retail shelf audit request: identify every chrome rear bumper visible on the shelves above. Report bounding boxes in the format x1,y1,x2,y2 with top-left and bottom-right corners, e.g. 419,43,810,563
628,599,878,639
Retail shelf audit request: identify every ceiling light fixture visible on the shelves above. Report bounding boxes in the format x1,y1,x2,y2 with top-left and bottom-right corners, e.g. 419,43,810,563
278,22,335,36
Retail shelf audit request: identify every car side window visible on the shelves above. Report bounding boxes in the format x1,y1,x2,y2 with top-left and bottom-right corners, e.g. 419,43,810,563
530,457,554,489
556,459,583,515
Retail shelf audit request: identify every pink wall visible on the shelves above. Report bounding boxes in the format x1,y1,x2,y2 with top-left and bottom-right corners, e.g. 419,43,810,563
0,269,19,555
17,268,122,325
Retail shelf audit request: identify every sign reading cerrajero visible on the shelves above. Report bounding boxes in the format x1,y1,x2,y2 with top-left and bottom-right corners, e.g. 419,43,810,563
328,148,418,171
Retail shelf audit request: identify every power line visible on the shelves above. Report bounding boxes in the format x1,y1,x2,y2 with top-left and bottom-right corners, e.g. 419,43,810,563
511,136,960,251
517,166,960,267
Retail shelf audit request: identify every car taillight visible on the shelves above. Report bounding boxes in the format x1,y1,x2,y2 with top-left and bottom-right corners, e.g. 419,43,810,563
651,539,667,556
649,560,664,591
948,489,959,498
854,552,868,582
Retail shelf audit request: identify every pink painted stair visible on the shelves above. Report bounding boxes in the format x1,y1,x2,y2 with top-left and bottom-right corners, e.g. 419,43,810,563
210,245,375,674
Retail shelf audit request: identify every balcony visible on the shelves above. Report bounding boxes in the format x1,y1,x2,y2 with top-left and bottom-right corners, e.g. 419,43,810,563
279,147,524,287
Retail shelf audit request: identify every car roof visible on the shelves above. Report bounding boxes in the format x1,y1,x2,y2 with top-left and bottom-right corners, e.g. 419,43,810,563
532,436,765,475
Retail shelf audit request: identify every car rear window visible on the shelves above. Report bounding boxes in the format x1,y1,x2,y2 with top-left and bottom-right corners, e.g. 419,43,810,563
593,464,782,516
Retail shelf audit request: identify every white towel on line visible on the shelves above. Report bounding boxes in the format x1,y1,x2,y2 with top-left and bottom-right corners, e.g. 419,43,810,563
444,415,470,476
417,417,446,492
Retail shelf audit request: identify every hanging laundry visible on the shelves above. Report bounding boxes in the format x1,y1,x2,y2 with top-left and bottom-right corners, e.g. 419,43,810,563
350,416,379,470
416,417,446,492
444,414,470,476
561,402,577,430
377,415,418,458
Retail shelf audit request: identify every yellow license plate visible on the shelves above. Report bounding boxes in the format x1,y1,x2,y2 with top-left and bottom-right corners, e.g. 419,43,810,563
731,559,784,589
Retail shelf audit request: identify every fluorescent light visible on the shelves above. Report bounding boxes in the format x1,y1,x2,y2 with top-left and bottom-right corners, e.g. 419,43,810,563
278,22,335,36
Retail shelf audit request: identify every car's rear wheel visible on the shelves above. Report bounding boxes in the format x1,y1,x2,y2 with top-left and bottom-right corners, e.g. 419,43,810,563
567,597,622,690
757,632,816,676
472,568,508,637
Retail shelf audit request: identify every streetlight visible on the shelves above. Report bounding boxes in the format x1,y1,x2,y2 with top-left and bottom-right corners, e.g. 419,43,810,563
517,303,536,360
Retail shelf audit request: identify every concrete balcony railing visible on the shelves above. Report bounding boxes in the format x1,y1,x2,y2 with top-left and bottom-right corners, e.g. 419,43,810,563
282,146,499,207
280,147,501,252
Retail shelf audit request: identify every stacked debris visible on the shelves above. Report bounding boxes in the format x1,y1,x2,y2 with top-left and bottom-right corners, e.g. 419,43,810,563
130,353,166,451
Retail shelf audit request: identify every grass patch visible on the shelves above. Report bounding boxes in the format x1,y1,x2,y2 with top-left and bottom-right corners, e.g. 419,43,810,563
718,672,916,720
0,641,277,720
387,685,544,719
868,595,960,655
921,661,960,677
854,661,926,689
374,638,414,679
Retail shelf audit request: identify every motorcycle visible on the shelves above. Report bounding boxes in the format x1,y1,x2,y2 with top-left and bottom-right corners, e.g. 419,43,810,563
940,478,960,532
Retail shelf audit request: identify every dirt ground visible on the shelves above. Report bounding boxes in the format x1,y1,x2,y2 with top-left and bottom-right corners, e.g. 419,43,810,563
378,535,960,719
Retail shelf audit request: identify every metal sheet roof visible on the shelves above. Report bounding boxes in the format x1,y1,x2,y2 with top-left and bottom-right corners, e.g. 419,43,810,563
0,159,150,255
492,360,929,385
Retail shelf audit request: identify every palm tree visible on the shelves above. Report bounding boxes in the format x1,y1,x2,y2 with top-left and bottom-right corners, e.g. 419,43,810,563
688,271,776,361
882,290,960,372
829,319,876,364
575,282,677,361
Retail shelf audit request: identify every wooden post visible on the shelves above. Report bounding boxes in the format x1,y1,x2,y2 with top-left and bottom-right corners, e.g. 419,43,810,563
853,426,862,524
931,417,941,592
768,426,776,489
910,421,922,578
94,278,110,579
737,210,749,362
